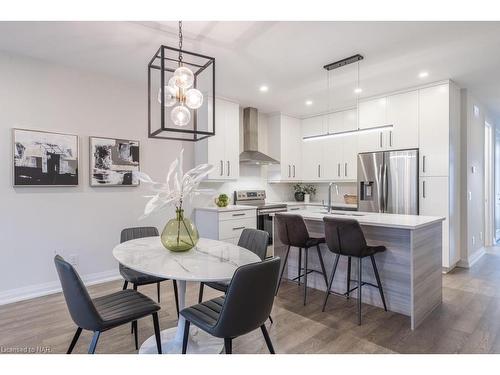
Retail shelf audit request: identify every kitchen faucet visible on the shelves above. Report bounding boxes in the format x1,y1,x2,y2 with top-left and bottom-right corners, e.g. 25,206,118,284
327,182,339,213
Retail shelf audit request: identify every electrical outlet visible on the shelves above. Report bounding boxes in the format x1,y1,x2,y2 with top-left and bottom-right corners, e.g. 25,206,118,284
68,254,78,266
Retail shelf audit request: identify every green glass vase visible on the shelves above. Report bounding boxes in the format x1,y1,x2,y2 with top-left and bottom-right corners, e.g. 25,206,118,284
161,209,199,252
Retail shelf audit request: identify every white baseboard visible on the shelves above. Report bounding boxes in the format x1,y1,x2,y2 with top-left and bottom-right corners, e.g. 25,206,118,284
0,269,121,306
456,247,486,268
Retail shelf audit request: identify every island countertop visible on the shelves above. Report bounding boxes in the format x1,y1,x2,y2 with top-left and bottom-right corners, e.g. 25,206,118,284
272,207,445,230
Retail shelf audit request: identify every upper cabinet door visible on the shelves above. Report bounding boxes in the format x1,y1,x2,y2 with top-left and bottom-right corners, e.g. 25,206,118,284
206,98,227,179
358,97,387,129
342,134,358,181
343,109,358,132
419,84,449,177
301,116,325,181
224,100,240,179
386,91,419,150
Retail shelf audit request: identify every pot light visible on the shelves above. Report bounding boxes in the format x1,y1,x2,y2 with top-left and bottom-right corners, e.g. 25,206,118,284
305,100,313,106
259,85,269,92
354,87,363,94
418,71,429,79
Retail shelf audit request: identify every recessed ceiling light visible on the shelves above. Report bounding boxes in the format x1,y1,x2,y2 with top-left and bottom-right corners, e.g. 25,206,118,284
418,71,429,78
305,100,313,106
354,88,363,94
259,85,269,92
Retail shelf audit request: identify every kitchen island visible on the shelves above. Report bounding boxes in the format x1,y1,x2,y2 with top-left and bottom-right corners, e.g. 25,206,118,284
272,208,445,329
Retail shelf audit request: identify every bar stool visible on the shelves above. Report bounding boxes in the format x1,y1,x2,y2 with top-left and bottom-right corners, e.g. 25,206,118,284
321,217,387,325
275,213,329,305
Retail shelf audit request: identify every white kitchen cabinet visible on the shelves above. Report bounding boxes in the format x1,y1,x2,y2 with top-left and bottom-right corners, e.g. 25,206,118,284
327,108,357,133
301,116,325,180
195,207,257,245
419,84,450,177
419,176,450,267
322,134,357,181
357,129,387,153
195,98,239,180
268,114,302,181
386,90,419,150
358,97,387,129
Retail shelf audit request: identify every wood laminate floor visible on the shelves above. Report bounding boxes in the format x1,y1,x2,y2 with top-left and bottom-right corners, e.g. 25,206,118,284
2,247,500,354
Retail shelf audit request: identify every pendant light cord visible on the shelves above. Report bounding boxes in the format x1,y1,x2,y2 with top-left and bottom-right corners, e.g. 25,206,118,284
356,60,360,131
178,21,183,65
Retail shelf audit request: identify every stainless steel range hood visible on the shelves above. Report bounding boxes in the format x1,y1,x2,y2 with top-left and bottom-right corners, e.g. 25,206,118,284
240,107,279,165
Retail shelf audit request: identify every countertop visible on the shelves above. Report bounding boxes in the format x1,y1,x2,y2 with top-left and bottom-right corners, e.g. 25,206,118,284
194,205,257,212
272,207,445,230
269,201,358,209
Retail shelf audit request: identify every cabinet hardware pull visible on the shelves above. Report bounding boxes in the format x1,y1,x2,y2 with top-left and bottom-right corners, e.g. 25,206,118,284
422,155,426,173
232,226,245,230
220,160,223,176
423,180,426,198
389,131,393,147
345,162,347,177
290,207,300,211
379,132,383,148
293,165,296,178
318,164,321,178
337,163,340,177
288,165,291,178
232,213,245,217
227,161,230,176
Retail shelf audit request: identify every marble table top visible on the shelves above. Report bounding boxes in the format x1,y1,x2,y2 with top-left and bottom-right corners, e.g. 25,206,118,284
113,237,261,282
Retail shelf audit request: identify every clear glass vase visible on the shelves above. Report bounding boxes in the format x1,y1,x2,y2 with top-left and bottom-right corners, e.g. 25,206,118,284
161,209,199,252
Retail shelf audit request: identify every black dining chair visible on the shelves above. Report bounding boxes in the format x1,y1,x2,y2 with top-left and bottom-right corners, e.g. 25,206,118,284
120,227,179,316
54,255,162,354
321,217,387,325
198,228,269,302
181,257,281,354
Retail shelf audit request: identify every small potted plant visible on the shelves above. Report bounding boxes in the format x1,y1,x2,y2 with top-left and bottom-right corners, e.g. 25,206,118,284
214,193,229,207
293,184,305,202
303,184,317,204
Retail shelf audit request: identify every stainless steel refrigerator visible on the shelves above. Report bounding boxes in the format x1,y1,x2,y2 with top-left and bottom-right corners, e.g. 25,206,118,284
357,149,419,214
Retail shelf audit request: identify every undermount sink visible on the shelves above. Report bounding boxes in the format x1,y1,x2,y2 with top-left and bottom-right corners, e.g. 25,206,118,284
319,210,365,217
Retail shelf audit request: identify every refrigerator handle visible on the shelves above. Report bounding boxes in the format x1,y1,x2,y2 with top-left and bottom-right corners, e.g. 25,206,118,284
378,163,384,213
383,163,388,213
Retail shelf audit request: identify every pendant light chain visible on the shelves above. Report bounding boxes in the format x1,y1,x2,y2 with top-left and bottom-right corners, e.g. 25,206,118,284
178,21,183,65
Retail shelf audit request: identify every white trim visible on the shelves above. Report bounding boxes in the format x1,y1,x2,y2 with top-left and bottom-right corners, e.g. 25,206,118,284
0,269,121,306
456,247,486,268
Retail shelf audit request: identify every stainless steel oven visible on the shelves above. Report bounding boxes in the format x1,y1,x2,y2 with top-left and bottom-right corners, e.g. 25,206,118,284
234,190,287,244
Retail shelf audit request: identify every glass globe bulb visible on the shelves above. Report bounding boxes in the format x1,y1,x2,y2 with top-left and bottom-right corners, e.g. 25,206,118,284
171,105,191,127
185,88,204,109
157,85,178,107
173,66,194,89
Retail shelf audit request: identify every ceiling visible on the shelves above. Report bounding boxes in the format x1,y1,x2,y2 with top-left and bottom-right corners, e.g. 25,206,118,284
1,21,500,120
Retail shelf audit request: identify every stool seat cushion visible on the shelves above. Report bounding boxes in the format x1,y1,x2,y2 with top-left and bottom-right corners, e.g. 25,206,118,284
305,237,325,247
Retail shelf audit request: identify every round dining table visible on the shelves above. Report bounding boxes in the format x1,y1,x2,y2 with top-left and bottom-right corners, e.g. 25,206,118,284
112,236,261,354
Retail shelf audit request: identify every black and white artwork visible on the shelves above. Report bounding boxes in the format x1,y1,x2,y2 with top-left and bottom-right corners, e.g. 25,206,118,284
13,129,79,186
90,137,140,186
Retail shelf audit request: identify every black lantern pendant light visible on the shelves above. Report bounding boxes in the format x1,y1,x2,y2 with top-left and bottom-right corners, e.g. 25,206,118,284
148,21,216,141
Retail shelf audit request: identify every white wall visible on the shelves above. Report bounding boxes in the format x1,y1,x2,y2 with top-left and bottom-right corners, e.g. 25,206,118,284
460,89,497,266
0,52,194,304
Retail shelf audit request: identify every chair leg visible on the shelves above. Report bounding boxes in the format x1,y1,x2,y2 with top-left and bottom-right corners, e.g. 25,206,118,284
173,280,180,317
346,257,352,299
303,247,309,305
88,331,101,354
260,325,275,354
131,284,137,334
316,245,329,288
268,315,274,325
224,338,232,354
357,257,362,325
66,327,82,354
370,255,387,311
297,247,302,286
133,320,138,350
198,282,205,303
157,282,161,303
133,284,137,291
182,320,190,354
322,254,340,312
122,280,128,290
275,245,291,295
152,312,162,354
